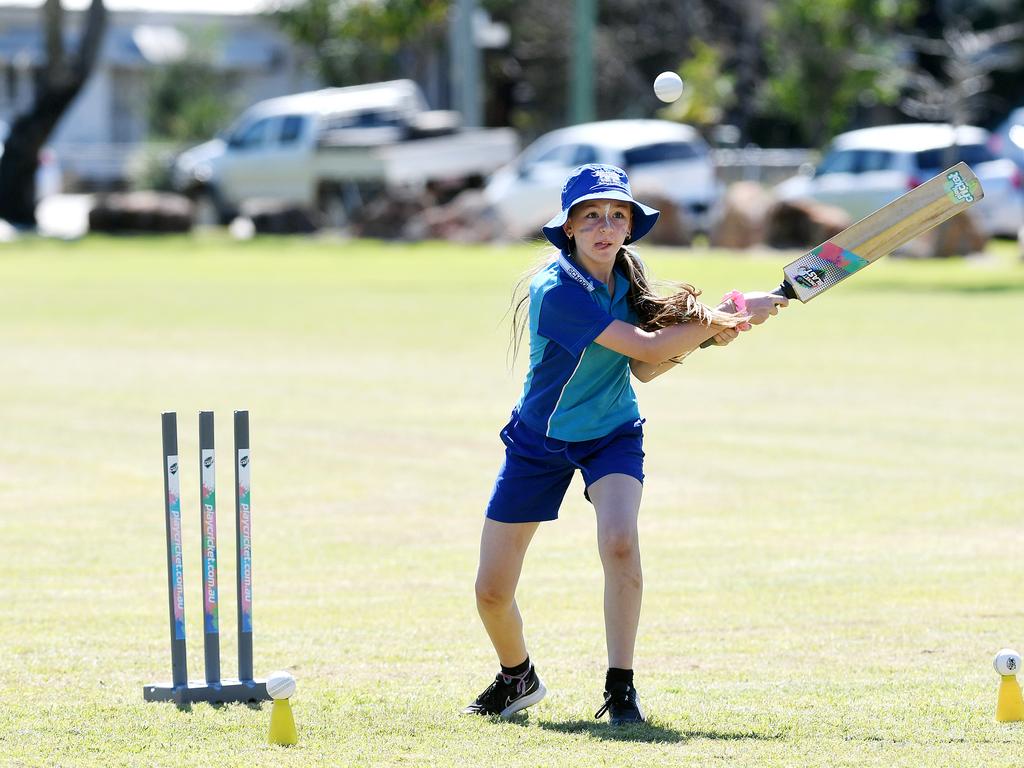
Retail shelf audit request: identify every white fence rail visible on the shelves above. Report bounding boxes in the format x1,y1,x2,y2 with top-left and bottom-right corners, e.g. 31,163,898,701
55,142,180,188
711,147,818,186
52,142,820,190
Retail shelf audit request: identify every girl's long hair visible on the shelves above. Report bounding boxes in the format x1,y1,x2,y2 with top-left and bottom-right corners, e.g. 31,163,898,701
509,245,746,365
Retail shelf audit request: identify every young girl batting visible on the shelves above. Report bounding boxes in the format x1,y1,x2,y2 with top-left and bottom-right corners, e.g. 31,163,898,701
463,164,787,725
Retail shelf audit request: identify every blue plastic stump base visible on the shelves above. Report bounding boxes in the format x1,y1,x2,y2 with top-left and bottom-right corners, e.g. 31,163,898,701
143,678,269,705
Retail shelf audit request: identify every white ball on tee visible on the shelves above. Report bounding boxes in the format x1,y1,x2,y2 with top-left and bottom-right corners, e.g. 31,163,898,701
654,71,684,103
266,670,297,699
994,648,1021,676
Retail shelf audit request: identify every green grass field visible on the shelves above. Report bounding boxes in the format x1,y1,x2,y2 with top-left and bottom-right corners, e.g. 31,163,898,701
1,234,1022,767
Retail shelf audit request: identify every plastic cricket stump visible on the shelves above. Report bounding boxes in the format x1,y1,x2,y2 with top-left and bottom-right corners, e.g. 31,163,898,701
143,411,270,706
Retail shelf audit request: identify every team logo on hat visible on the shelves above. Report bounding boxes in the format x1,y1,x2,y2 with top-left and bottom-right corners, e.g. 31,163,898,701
594,167,624,186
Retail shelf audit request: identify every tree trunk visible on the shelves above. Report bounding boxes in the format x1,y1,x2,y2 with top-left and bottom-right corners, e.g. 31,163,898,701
0,0,107,226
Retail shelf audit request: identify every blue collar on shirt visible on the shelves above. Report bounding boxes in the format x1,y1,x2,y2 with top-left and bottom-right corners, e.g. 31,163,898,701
557,253,628,301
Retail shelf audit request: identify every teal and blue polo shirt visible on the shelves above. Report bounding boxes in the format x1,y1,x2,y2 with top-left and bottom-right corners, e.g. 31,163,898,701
515,255,641,442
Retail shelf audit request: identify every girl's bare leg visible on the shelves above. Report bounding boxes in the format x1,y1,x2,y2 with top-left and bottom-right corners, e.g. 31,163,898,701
587,473,643,669
475,518,541,666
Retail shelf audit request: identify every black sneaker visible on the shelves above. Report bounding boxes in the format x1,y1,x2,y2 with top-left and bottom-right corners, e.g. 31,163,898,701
594,683,645,725
462,666,547,718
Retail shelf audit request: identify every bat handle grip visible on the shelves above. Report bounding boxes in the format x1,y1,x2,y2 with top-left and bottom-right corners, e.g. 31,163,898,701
774,281,797,300
699,281,793,349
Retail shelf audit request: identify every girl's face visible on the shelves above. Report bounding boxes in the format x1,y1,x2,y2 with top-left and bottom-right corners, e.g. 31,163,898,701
563,199,633,268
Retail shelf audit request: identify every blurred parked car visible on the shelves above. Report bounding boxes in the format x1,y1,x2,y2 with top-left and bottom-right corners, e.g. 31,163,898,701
988,106,1024,171
484,119,722,239
775,124,1023,237
172,79,517,225
0,119,63,201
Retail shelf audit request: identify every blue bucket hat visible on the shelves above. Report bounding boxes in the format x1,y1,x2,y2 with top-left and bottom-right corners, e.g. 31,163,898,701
542,163,660,252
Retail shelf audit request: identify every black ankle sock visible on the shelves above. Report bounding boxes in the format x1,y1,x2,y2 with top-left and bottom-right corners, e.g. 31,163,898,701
501,657,531,677
606,667,633,690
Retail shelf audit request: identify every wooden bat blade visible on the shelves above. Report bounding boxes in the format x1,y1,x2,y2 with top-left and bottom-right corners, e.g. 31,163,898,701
781,161,984,302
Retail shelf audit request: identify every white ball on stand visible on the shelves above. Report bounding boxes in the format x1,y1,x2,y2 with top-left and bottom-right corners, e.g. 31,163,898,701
994,649,1021,676
266,670,297,699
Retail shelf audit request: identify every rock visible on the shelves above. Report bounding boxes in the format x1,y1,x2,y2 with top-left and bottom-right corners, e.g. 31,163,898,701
710,182,775,249
89,191,193,233
407,189,502,242
897,211,988,258
36,194,93,239
351,191,430,240
0,218,17,242
765,198,852,249
239,199,319,235
228,216,256,240
631,190,692,246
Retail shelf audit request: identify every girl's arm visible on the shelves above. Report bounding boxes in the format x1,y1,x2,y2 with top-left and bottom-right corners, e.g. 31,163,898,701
598,319,725,365
598,292,785,366
629,358,679,383
629,327,741,382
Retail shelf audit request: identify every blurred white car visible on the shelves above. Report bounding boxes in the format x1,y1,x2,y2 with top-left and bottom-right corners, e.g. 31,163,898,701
0,119,63,201
484,119,721,238
775,124,1023,237
988,106,1024,170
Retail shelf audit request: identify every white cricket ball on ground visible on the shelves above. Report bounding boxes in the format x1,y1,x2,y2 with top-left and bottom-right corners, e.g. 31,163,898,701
266,670,297,699
654,71,684,103
994,648,1021,676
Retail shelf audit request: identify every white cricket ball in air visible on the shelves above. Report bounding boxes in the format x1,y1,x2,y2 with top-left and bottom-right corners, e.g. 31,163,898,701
654,71,684,103
994,648,1021,676
266,670,297,699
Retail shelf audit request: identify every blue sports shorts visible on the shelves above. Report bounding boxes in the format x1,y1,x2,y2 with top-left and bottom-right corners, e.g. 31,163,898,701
485,411,645,524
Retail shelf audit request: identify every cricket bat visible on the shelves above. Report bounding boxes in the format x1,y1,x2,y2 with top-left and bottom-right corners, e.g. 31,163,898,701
701,162,984,347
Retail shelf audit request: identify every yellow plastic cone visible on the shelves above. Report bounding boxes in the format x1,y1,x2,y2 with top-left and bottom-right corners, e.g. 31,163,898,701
996,675,1024,722
268,698,298,745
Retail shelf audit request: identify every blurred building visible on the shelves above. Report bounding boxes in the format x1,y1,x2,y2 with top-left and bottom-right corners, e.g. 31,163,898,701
0,2,319,187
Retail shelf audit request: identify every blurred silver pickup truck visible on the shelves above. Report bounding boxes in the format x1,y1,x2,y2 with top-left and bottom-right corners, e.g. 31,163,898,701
171,79,518,224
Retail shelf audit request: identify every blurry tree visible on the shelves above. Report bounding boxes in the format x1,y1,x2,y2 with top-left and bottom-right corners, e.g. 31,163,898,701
709,0,766,144
898,21,1024,128
270,0,335,80
483,0,717,137
148,31,239,143
271,0,1024,151
271,0,449,86
274,0,717,137
656,40,735,127
901,0,1024,129
0,0,107,226
893,11,1024,247
762,0,919,146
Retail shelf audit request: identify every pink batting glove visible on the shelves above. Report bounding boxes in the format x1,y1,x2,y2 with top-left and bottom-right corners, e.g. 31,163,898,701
724,290,752,331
